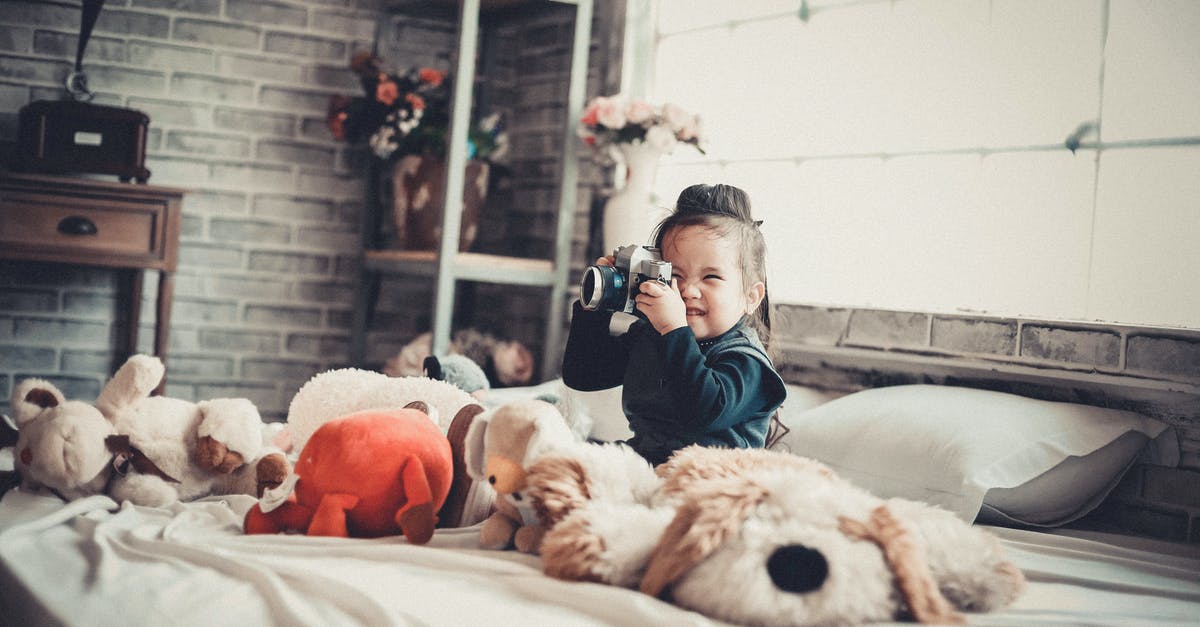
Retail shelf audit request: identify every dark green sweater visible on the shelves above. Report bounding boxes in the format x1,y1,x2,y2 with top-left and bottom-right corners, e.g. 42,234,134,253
561,301,787,466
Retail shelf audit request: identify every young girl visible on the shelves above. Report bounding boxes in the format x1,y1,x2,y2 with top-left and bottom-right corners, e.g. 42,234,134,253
561,183,787,466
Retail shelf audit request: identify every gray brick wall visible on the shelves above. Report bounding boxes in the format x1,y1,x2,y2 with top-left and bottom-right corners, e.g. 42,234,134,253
775,303,1200,543
0,0,624,419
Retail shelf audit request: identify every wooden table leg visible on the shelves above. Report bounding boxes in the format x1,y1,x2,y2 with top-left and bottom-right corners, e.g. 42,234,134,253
152,270,175,396
117,269,144,374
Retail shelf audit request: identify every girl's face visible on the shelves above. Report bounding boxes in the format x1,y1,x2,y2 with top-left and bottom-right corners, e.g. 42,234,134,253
661,224,765,340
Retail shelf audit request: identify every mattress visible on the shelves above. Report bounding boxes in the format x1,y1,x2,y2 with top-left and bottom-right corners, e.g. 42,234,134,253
1,488,1197,626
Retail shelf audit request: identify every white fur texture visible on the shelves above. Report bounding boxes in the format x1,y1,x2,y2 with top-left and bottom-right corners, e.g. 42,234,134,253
536,448,1024,626
11,395,114,499
100,355,279,507
572,502,674,588
196,398,263,460
286,368,478,452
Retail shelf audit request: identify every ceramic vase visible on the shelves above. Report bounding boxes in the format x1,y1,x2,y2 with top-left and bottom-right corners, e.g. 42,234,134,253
602,141,666,253
388,155,489,252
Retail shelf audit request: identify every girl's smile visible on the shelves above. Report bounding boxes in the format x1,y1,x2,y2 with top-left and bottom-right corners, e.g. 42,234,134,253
661,224,764,340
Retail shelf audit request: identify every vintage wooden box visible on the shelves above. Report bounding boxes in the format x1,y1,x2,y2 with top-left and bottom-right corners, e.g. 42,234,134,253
15,100,151,183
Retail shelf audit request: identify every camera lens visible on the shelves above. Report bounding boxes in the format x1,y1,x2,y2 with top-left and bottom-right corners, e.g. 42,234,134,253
580,265,625,311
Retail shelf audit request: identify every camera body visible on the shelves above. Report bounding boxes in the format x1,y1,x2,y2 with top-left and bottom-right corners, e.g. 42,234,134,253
580,244,672,321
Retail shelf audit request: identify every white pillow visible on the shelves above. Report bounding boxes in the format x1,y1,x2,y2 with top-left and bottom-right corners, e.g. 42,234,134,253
772,384,1174,525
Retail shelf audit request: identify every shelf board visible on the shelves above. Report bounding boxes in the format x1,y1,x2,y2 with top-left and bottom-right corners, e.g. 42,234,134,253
364,249,560,286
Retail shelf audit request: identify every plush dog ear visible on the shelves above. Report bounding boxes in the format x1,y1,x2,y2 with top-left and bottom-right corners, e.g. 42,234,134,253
463,409,492,481
10,378,65,427
839,505,965,624
527,455,592,527
640,479,768,598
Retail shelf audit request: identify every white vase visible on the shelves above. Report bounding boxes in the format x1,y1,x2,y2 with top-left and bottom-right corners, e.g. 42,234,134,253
602,142,666,254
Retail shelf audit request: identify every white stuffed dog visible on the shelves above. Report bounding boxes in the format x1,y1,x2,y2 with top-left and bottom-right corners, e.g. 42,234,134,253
531,446,1025,625
9,355,289,508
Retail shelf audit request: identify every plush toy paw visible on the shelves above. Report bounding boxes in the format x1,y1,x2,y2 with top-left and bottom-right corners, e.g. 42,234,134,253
196,435,246,473
254,452,290,497
513,523,546,554
479,511,521,550
398,501,437,545
541,501,672,588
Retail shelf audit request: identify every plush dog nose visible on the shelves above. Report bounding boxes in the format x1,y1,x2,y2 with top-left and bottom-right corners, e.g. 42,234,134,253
767,544,829,593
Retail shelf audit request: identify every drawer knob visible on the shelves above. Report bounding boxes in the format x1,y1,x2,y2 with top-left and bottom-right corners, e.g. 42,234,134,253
57,215,99,236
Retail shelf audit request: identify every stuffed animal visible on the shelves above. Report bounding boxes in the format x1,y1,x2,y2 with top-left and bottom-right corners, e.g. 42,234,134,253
8,377,115,500
244,404,473,543
384,329,534,388
96,354,290,507
286,367,480,454
530,446,1025,626
7,356,289,508
423,354,490,400
464,398,655,553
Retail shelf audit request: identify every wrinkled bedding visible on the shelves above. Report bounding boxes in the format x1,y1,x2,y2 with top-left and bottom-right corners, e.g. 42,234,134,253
1,488,1197,626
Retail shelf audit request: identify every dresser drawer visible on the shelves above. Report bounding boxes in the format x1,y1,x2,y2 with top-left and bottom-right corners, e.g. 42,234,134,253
0,182,179,270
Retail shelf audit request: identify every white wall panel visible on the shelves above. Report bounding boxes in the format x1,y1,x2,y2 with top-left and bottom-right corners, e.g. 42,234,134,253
1091,147,1200,328
1103,0,1200,141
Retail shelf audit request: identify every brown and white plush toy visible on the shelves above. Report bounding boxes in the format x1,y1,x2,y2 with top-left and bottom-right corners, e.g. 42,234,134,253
531,446,1025,626
464,398,656,554
9,355,289,508
97,355,290,508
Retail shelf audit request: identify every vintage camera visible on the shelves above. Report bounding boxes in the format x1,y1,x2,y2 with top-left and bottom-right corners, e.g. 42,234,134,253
580,244,672,335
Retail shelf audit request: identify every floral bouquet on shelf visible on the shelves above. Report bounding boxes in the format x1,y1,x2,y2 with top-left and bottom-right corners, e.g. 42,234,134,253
577,94,705,163
327,51,508,163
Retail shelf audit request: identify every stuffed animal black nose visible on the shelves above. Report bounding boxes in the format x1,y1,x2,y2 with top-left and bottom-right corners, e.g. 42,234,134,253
767,544,829,593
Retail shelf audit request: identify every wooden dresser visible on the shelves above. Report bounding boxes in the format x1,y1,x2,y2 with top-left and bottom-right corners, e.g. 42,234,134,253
0,171,183,389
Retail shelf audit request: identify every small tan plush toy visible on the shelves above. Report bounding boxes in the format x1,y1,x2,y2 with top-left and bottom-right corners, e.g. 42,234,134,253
464,398,657,554
531,446,1025,626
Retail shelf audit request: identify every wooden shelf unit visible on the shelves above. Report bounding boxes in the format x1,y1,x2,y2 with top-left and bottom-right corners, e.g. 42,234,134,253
349,0,592,381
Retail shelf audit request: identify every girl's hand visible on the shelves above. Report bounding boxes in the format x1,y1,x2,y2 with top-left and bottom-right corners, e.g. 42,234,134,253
594,255,615,267
635,278,687,335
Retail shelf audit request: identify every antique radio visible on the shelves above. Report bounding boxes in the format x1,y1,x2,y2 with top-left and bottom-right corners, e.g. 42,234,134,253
15,100,151,183
11,0,152,183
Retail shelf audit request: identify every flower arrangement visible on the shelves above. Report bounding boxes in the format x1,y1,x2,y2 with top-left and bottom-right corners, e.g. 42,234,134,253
327,51,508,162
577,95,705,157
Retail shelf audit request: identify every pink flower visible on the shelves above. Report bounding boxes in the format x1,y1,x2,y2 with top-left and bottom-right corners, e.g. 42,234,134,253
625,99,654,125
595,96,627,129
580,99,600,127
662,103,691,133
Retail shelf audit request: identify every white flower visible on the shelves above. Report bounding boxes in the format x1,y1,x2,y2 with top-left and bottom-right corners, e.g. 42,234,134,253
369,126,397,159
644,124,677,152
479,112,502,133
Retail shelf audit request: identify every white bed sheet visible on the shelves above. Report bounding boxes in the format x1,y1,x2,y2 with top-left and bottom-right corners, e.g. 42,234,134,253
1,489,1197,627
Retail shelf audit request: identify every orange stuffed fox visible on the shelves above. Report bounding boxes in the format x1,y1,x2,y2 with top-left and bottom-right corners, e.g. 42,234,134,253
244,404,463,544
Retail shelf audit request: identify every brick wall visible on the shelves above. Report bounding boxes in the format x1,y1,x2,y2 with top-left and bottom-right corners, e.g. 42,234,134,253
0,0,624,419
774,302,1200,542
